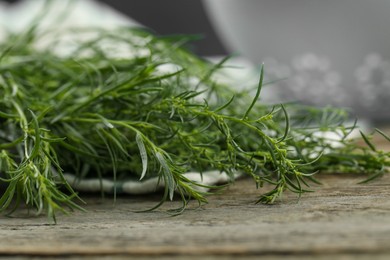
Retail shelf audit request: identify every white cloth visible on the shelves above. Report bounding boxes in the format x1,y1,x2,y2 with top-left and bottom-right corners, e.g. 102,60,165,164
64,171,236,194
0,0,139,35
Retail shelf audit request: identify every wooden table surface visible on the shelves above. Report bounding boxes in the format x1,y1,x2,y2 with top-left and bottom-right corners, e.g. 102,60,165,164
1,171,390,260
1,130,390,260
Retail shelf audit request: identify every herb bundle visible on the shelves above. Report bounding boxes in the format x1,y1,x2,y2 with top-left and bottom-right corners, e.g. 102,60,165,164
0,24,389,222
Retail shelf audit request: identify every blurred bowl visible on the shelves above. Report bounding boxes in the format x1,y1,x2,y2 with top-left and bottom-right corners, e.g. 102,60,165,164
202,0,390,123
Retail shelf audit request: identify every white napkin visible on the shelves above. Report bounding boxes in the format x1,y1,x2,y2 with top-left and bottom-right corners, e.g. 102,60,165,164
0,0,139,35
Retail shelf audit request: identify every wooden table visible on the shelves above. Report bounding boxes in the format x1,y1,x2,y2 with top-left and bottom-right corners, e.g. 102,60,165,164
1,171,390,259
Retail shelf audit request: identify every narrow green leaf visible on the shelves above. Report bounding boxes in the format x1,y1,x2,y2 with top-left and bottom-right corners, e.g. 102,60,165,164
276,104,290,143
359,130,376,152
136,132,148,180
243,64,264,119
28,109,41,159
214,95,235,113
155,151,175,201
375,128,390,142
0,111,18,119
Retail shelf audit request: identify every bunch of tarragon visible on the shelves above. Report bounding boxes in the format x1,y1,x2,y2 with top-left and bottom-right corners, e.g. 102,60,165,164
0,22,389,222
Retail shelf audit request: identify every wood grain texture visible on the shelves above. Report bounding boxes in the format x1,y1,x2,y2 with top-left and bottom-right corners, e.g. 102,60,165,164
1,171,390,259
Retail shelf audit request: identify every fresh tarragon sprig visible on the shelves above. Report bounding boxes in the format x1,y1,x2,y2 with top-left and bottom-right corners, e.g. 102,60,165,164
0,22,389,222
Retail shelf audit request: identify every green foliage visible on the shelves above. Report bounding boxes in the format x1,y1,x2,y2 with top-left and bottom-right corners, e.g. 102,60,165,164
0,24,389,222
